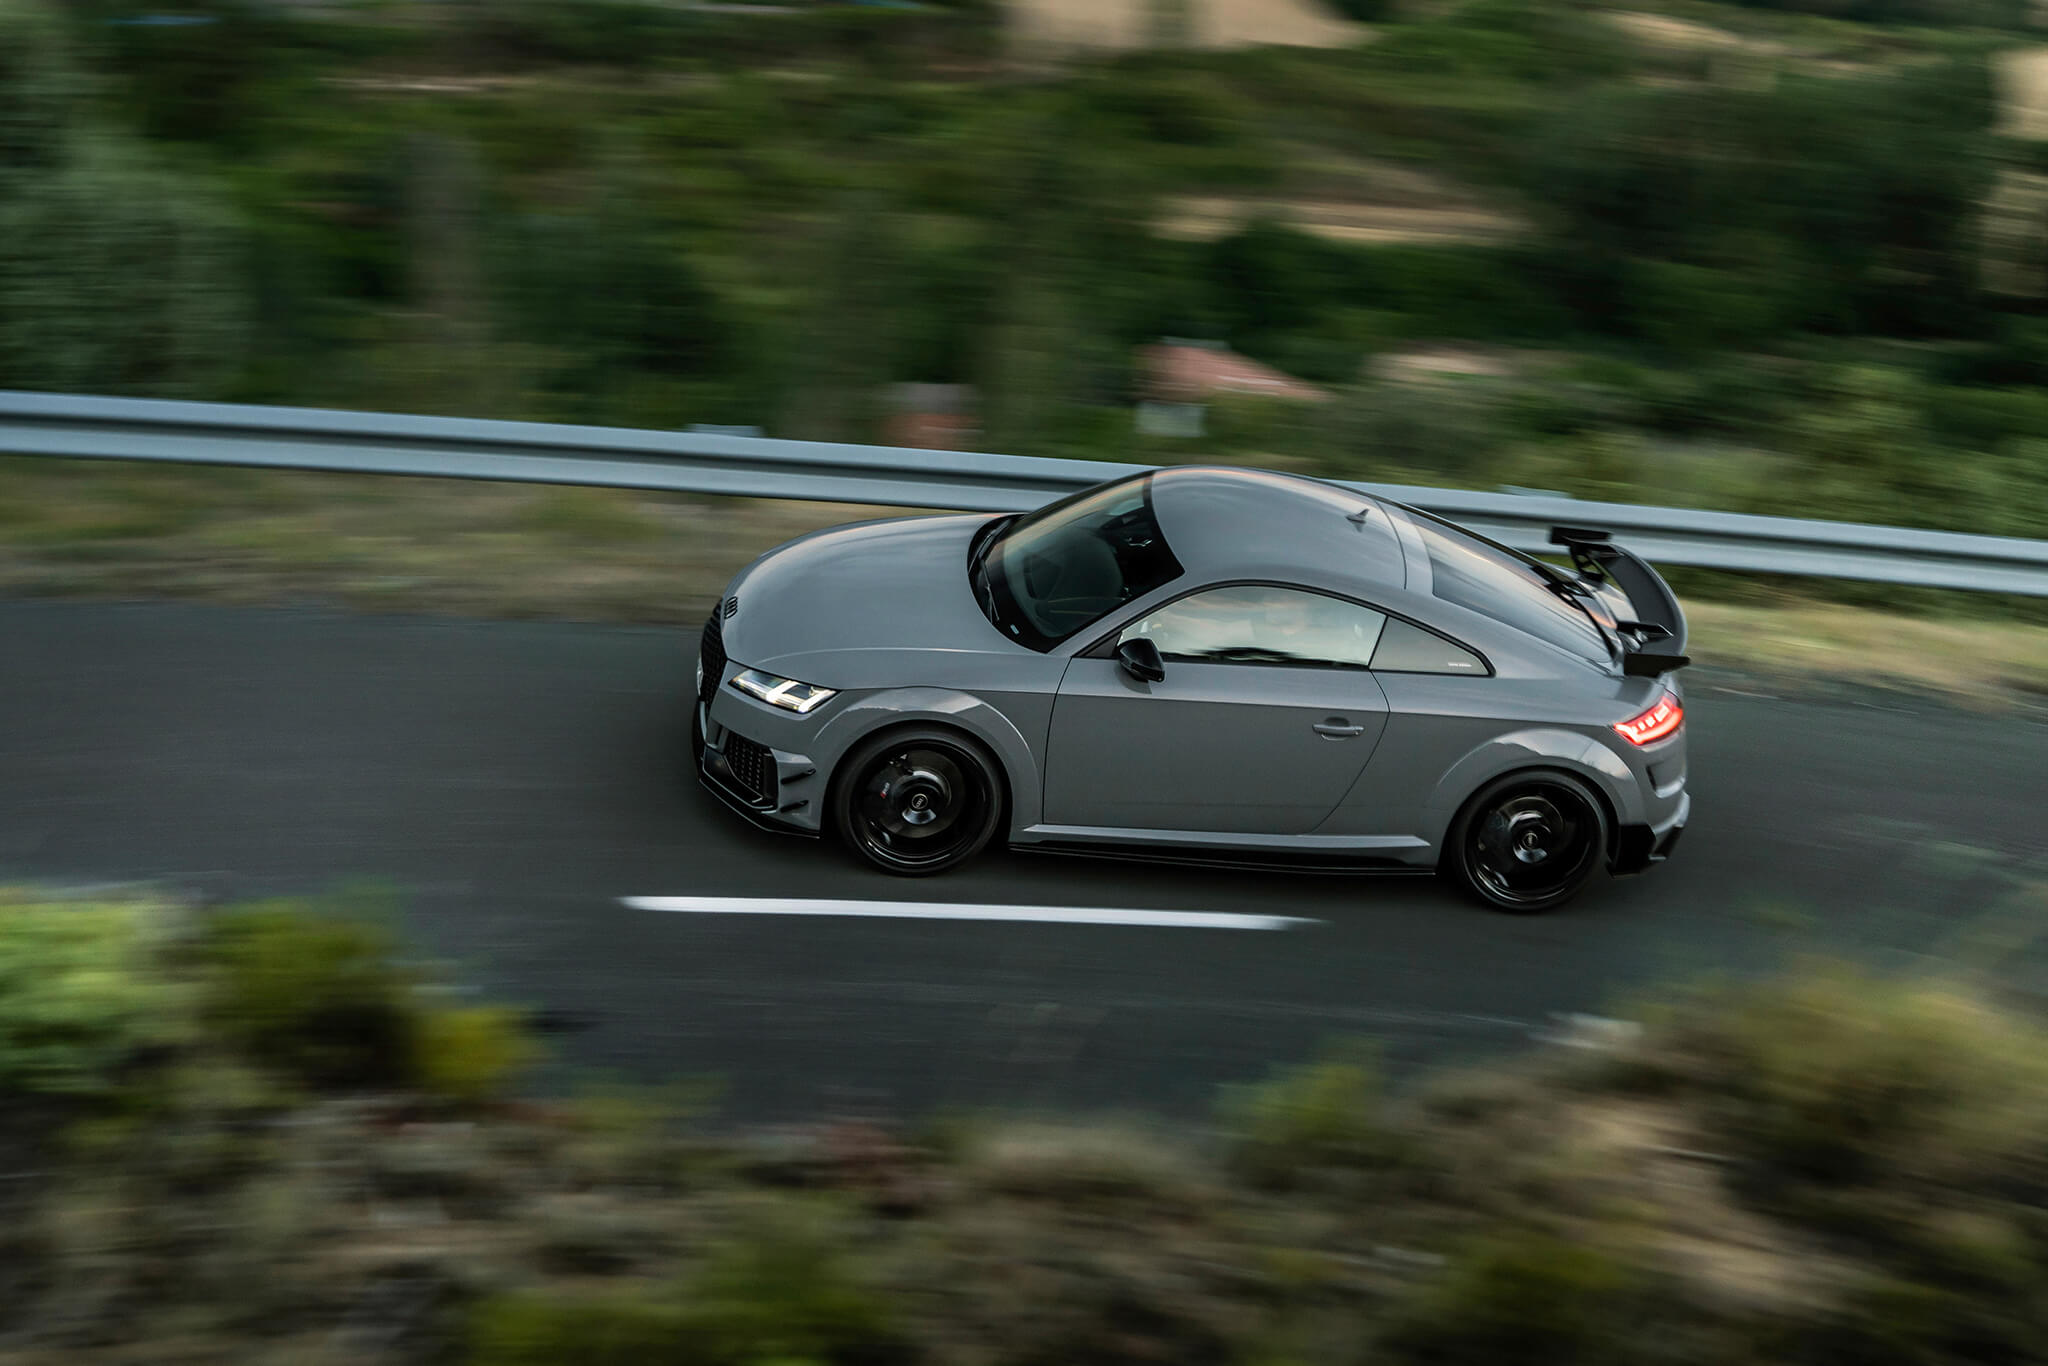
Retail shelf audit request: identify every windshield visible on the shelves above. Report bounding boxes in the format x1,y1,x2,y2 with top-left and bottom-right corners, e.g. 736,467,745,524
973,473,1184,651
1407,510,1611,663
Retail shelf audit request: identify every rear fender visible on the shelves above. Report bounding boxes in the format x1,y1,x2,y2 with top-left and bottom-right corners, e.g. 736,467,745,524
813,688,1043,831
1419,727,1639,857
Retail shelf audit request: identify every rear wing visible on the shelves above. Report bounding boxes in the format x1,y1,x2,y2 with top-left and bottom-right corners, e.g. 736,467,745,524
1549,526,1690,678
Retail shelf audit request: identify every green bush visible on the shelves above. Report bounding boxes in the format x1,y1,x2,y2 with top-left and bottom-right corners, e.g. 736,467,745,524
470,1294,694,1366
451,0,696,66
0,0,79,190
0,894,181,1101
415,1005,536,1105
1320,380,1508,482
1364,0,1629,84
0,131,250,398
470,1206,902,1365
1379,1232,1639,1366
1219,1042,1385,1189
1656,966,2048,1194
1924,385,2048,452
79,0,315,147
1722,0,2029,24
1322,0,1395,19
684,1208,904,1363
1524,59,1992,340
202,902,418,1090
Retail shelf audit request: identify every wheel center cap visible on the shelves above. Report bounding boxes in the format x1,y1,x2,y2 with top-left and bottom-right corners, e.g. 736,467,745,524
909,793,931,812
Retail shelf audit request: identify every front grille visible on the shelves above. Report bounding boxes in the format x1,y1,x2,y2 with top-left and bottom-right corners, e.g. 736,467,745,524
698,608,726,706
723,733,775,807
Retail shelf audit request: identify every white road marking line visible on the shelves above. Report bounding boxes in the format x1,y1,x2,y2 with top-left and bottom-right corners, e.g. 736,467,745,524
621,896,1318,931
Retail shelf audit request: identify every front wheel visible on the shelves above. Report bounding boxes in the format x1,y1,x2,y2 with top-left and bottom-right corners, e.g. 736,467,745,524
832,728,1004,876
1443,772,1608,914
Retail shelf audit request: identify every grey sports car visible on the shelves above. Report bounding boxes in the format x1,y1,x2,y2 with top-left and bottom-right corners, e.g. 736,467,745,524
691,466,1690,912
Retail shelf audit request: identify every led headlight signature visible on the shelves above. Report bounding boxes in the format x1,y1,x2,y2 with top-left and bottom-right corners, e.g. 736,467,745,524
729,668,837,714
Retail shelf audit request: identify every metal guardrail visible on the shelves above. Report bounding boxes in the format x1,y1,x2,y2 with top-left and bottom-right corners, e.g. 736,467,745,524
5,388,2048,596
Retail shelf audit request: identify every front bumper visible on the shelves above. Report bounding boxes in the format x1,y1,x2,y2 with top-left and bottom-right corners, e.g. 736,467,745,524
1611,790,1689,875
692,601,826,835
695,701,824,838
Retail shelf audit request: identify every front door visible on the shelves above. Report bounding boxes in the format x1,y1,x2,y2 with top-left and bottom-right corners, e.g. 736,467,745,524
1042,585,1393,835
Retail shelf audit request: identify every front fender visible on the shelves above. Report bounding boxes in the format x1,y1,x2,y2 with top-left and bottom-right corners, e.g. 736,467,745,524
811,688,1044,832
1418,727,1641,855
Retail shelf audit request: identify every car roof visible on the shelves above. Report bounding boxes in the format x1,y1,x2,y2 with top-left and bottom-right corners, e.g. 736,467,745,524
1146,466,1410,597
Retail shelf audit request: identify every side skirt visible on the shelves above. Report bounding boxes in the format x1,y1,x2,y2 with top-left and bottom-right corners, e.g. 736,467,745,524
1012,842,1436,876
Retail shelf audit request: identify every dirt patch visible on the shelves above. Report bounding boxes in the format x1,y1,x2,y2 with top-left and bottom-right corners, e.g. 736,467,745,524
1157,196,1527,244
1158,154,1529,245
1606,10,1772,55
1562,1100,1847,1315
1996,46,2048,140
328,75,542,95
1370,345,1523,382
1007,0,1364,54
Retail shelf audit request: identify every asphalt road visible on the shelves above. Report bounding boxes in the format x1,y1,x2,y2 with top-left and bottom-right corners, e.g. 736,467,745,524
5,599,2047,1121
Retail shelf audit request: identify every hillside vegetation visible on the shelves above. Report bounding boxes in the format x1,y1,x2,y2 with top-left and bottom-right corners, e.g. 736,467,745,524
3,0,2048,574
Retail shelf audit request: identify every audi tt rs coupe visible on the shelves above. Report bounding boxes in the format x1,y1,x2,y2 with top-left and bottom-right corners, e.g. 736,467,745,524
691,466,1690,912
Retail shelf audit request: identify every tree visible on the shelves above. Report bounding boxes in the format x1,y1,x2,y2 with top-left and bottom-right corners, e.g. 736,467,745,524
0,133,250,395
0,0,81,192
0,0,250,396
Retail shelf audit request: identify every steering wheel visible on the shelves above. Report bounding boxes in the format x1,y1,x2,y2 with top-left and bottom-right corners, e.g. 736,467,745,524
1021,535,1122,630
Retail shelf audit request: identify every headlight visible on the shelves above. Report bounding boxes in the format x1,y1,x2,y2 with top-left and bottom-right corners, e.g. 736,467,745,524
730,668,837,715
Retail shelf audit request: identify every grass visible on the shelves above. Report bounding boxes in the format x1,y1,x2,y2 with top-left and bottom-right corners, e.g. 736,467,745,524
4,455,2047,707
1686,598,2048,705
0,455,894,624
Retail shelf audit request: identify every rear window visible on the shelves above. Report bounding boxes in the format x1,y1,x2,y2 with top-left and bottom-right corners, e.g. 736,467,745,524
1409,513,1607,662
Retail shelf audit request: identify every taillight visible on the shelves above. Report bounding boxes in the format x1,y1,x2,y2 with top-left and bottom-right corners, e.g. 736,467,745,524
1614,692,1683,746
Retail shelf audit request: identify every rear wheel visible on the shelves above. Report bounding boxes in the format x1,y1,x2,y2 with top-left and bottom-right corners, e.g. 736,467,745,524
1444,772,1607,914
833,728,1004,876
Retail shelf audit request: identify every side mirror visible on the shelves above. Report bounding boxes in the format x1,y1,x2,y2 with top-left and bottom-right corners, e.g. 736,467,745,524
1117,636,1166,683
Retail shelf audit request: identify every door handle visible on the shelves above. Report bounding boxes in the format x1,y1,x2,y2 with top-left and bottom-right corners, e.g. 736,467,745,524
1312,719,1366,738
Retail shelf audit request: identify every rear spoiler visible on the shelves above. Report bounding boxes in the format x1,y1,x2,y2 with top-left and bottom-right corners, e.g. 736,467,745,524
1548,526,1690,678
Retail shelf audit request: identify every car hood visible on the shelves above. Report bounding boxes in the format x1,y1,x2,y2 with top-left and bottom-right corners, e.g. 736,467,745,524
719,513,1017,683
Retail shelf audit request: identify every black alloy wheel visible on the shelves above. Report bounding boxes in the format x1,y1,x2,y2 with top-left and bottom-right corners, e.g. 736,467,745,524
834,729,1004,875
1446,772,1607,914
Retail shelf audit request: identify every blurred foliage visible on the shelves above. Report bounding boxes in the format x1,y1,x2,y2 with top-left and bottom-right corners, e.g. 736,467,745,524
0,132,250,396
415,1005,538,1105
203,897,539,1101
0,0,2045,566
1647,964,2048,1194
11,880,2048,1364
1219,1041,1386,1189
1378,1232,1643,1366
0,0,249,396
1724,0,2031,21
203,902,421,1090
472,1203,903,1365
0,893,181,1101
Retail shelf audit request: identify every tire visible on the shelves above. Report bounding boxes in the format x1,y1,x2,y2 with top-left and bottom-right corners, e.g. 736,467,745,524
1443,771,1608,914
832,727,1004,876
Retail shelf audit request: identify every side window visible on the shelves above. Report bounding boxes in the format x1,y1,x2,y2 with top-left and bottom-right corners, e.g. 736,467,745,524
1371,617,1487,675
1118,585,1386,669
